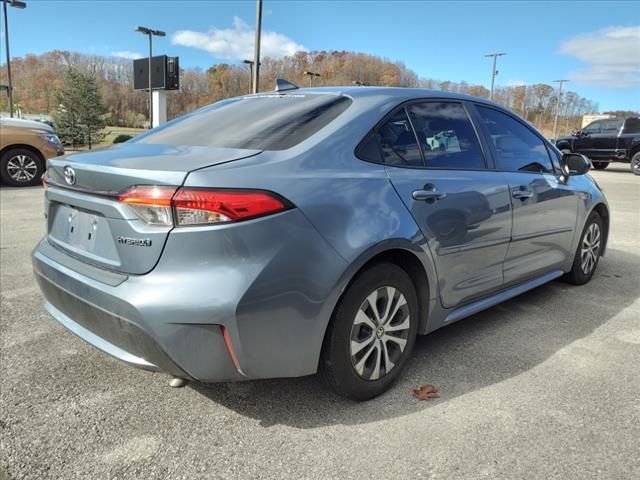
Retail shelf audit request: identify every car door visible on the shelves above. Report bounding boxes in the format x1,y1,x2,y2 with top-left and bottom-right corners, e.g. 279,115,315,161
592,118,624,159
380,101,512,308
473,105,578,286
573,121,602,158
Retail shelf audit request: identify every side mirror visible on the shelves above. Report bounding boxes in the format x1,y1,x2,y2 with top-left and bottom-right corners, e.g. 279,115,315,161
563,153,591,176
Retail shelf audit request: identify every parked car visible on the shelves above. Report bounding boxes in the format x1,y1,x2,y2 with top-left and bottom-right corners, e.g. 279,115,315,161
0,117,64,186
555,116,640,175
32,85,609,400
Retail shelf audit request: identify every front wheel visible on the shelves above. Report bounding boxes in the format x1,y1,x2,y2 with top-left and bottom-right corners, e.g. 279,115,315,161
0,147,45,186
592,161,609,170
319,263,418,401
562,212,603,285
631,152,640,176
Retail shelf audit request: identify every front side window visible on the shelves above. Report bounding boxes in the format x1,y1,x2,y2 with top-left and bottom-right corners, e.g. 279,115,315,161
582,121,601,134
378,110,423,166
134,94,352,150
476,106,553,173
407,102,485,169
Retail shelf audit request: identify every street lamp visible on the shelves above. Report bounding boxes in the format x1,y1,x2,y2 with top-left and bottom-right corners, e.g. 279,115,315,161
135,25,165,128
303,71,320,87
2,0,27,118
484,52,506,101
552,79,568,140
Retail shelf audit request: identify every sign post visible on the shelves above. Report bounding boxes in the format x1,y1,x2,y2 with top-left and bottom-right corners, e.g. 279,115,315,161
152,90,167,127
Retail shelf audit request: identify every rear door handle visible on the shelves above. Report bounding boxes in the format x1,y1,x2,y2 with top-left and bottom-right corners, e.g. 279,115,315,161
412,189,447,202
511,188,533,200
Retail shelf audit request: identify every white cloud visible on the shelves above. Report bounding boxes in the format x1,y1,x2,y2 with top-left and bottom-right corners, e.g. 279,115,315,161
112,51,144,60
171,17,306,61
559,26,640,88
505,79,527,87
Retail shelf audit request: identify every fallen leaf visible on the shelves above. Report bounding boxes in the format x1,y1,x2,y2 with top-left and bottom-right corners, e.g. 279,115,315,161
412,384,440,400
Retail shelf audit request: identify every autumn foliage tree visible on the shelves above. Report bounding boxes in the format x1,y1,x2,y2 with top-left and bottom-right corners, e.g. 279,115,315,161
1,49,608,138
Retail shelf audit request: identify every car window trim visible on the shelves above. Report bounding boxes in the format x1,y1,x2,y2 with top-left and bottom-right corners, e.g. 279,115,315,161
355,98,490,172
471,102,556,176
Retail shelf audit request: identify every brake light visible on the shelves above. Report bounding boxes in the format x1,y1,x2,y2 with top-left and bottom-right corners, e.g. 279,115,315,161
118,186,289,227
173,189,288,225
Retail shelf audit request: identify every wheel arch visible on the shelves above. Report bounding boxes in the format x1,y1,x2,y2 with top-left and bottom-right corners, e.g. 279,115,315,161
0,144,46,163
591,202,610,256
326,239,436,342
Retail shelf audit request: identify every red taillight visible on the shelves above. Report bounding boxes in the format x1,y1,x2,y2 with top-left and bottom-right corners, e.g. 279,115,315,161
118,186,289,227
173,188,288,225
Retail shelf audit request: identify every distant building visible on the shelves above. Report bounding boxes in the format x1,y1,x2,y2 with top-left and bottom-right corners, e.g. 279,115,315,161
582,114,614,128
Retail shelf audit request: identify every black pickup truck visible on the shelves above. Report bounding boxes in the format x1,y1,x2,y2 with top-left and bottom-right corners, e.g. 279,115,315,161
555,116,640,175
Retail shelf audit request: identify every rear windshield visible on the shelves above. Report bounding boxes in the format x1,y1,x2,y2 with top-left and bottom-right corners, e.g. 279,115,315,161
134,94,352,150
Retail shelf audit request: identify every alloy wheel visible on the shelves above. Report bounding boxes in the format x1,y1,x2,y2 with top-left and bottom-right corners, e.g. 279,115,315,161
350,286,411,381
580,222,601,275
632,156,640,175
6,154,38,183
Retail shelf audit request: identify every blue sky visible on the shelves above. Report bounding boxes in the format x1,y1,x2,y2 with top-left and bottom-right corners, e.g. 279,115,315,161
3,0,639,111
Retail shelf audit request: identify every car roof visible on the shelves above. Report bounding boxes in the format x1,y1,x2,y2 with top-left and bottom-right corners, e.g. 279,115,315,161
0,117,54,132
281,85,505,109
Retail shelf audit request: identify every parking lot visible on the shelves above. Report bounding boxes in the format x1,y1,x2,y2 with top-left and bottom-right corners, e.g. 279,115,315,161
0,165,638,480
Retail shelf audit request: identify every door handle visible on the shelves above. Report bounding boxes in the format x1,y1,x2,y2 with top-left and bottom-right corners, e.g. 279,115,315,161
511,188,533,200
412,189,447,202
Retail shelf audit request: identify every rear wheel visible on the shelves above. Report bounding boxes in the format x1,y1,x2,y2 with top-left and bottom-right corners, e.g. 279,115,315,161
631,152,640,176
320,263,418,401
0,147,45,186
592,161,609,170
563,212,603,285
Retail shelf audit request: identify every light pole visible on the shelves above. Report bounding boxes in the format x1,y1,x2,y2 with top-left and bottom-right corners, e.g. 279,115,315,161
135,26,165,128
484,52,506,101
303,71,320,87
252,0,262,93
552,79,568,139
2,0,26,118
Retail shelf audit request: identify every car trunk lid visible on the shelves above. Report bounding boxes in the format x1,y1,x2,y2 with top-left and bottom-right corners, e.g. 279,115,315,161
44,143,261,275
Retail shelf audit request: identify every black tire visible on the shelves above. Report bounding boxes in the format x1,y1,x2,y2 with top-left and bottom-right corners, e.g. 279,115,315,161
592,161,609,170
631,152,640,176
562,211,603,285
0,147,45,186
319,263,419,401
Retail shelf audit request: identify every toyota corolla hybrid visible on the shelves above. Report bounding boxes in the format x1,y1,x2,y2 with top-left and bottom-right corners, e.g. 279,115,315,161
32,83,609,400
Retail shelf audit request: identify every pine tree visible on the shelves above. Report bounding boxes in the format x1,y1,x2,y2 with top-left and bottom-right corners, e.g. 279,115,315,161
53,68,107,149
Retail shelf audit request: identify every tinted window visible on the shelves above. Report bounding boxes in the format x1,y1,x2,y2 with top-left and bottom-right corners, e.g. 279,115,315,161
624,118,640,133
407,102,485,169
378,110,423,166
582,121,601,134
600,118,624,133
356,131,382,163
476,106,553,173
134,94,352,150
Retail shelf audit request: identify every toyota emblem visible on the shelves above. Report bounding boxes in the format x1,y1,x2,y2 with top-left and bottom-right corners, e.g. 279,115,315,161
63,166,76,185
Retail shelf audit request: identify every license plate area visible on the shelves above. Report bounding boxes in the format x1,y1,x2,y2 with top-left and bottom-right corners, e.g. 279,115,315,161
48,203,121,267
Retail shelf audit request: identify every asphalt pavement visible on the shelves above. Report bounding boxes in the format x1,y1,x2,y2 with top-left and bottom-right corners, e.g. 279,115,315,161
1,165,638,479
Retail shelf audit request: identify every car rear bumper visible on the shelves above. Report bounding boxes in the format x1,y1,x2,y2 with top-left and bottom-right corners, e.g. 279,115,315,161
33,243,241,381
31,208,348,382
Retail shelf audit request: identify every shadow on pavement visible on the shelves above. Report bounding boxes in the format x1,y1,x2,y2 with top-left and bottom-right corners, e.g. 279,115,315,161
192,248,638,429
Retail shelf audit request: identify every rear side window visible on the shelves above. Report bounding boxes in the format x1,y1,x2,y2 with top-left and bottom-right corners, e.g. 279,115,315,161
378,110,423,166
476,106,553,173
624,118,640,133
134,94,352,150
407,102,485,169
600,118,624,134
